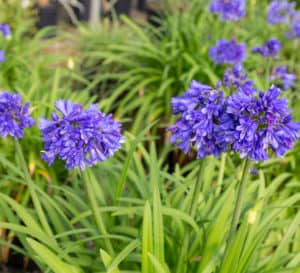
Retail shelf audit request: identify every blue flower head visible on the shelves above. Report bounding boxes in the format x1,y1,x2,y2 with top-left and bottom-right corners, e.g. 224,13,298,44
210,0,245,21
210,39,246,65
270,65,296,90
226,85,300,161
39,100,124,170
267,0,296,25
252,38,282,58
0,50,4,63
0,24,11,38
168,80,228,158
223,64,254,91
0,92,35,139
286,12,300,38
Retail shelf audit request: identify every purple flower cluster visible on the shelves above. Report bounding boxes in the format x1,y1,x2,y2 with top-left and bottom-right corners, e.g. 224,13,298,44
270,65,296,90
252,38,282,58
210,39,246,65
210,0,245,21
0,24,11,38
0,92,34,139
226,85,300,161
267,0,296,25
287,13,300,38
39,100,124,170
168,81,227,158
0,50,4,63
168,81,300,162
267,1,300,39
223,64,254,92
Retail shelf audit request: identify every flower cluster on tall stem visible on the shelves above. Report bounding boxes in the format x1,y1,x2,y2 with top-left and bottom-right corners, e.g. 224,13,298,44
39,100,124,170
168,81,300,163
210,0,245,21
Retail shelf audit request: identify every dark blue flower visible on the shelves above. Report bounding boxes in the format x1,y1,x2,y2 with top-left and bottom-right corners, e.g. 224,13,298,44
210,0,245,21
0,50,4,63
267,0,296,25
223,64,254,90
39,100,124,170
252,38,282,58
270,65,296,90
0,24,11,38
168,80,228,158
0,92,35,139
226,85,300,161
210,39,246,65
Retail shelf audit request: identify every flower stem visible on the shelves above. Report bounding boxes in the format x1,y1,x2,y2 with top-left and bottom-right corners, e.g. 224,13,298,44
216,153,226,196
265,58,272,90
222,157,250,265
82,169,114,256
176,159,205,273
15,141,53,237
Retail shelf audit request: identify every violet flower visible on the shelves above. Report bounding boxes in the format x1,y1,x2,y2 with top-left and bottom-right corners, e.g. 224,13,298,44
39,100,124,170
0,92,35,139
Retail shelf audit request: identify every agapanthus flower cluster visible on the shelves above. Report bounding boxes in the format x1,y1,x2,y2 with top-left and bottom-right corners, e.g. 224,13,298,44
286,13,300,38
167,81,227,158
252,38,282,58
168,81,300,162
0,50,4,63
0,24,11,38
210,39,246,65
39,100,124,170
210,0,245,21
0,91,34,139
267,0,296,25
270,65,296,90
223,64,254,91
225,85,300,161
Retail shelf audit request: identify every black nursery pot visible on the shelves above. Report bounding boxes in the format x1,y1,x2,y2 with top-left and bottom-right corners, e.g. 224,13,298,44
37,1,58,28
115,0,132,16
73,0,91,22
137,0,147,11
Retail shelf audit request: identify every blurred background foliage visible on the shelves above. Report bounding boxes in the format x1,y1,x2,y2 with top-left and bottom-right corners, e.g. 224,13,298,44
0,0,300,273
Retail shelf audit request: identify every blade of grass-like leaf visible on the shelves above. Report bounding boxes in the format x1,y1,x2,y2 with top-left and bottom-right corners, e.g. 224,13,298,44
150,143,165,265
27,238,83,273
196,188,235,273
148,253,171,273
107,239,140,273
115,122,157,203
265,211,300,270
142,201,153,273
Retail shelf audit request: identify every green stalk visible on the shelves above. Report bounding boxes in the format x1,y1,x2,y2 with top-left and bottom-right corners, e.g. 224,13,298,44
265,58,272,90
15,141,53,237
216,153,226,196
176,159,205,273
222,158,251,265
82,169,114,256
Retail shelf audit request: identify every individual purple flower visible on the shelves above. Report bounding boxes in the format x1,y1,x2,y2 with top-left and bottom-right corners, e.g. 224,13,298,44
39,100,124,170
210,0,245,21
225,85,300,161
252,38,282,58
270,65,296,90
286,13,300,38
267,0,296,25
0,50,4,63
0,24,11,38
223,64,254,91
168,80,228,158
210,39,246,65
0,92,35,139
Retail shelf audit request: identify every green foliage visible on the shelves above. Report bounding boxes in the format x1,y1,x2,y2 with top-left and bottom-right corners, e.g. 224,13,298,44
0,0,300,273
